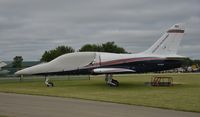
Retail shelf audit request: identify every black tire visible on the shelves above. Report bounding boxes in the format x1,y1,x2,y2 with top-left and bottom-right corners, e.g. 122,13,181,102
47,82,54,87
110,79,119,87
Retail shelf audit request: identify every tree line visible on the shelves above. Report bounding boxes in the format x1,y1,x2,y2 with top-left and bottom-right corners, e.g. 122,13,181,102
40,41,127,62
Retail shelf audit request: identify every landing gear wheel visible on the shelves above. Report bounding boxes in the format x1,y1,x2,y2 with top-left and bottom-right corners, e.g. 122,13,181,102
105,74,119,87
45,76,54,87
111,79,119,87
47,82,54,87
108,79,119,87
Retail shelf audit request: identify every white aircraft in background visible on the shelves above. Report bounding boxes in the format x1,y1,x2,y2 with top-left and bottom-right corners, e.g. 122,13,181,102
16,23,186,86
0,60,7,68
0,60,7,75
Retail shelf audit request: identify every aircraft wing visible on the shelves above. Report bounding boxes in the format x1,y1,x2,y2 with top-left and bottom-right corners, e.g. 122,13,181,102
93,68,135,74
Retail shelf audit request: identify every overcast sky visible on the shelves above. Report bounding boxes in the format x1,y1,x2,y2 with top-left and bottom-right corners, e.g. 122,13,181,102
0,0,199,61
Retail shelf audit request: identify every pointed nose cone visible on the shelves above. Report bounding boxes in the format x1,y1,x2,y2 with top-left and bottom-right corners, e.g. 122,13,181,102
15,70,21,75
15,63,49,76
15,68,31,76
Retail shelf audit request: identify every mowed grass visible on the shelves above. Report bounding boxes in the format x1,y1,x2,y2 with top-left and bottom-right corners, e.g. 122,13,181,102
0,74,200,112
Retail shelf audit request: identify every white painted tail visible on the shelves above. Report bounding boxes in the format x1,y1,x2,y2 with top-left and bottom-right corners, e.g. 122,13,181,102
144,23,185,55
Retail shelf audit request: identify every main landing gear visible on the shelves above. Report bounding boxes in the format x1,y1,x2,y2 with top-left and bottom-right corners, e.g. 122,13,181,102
45,76,54,87
105,74,119,87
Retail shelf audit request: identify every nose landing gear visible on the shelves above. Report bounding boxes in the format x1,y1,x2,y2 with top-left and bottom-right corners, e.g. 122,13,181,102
45,76,54,87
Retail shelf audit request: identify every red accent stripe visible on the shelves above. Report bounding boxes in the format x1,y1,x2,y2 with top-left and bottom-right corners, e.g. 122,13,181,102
88,57,165,67
167,29,184,33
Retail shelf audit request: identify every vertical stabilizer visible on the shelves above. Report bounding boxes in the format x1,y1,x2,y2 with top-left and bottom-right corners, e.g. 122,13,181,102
144,23,185,55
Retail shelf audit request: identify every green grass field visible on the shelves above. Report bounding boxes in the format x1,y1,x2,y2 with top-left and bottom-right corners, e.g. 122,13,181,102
0,73,200,112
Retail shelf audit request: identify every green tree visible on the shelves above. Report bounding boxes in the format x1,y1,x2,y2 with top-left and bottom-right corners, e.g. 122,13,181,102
181,58,193,67
181,58,200,67
41,46,75,62
101,41,127,53
193,59,200,66
79,41,127,53
79,44,102,52
12,56,23,68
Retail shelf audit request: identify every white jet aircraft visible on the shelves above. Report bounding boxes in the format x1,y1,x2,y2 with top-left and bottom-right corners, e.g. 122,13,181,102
0,60,7,68
0,60,7,75
16,23,186,86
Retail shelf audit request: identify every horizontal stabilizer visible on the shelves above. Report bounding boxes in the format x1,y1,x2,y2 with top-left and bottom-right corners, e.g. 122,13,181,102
93,68,135,74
